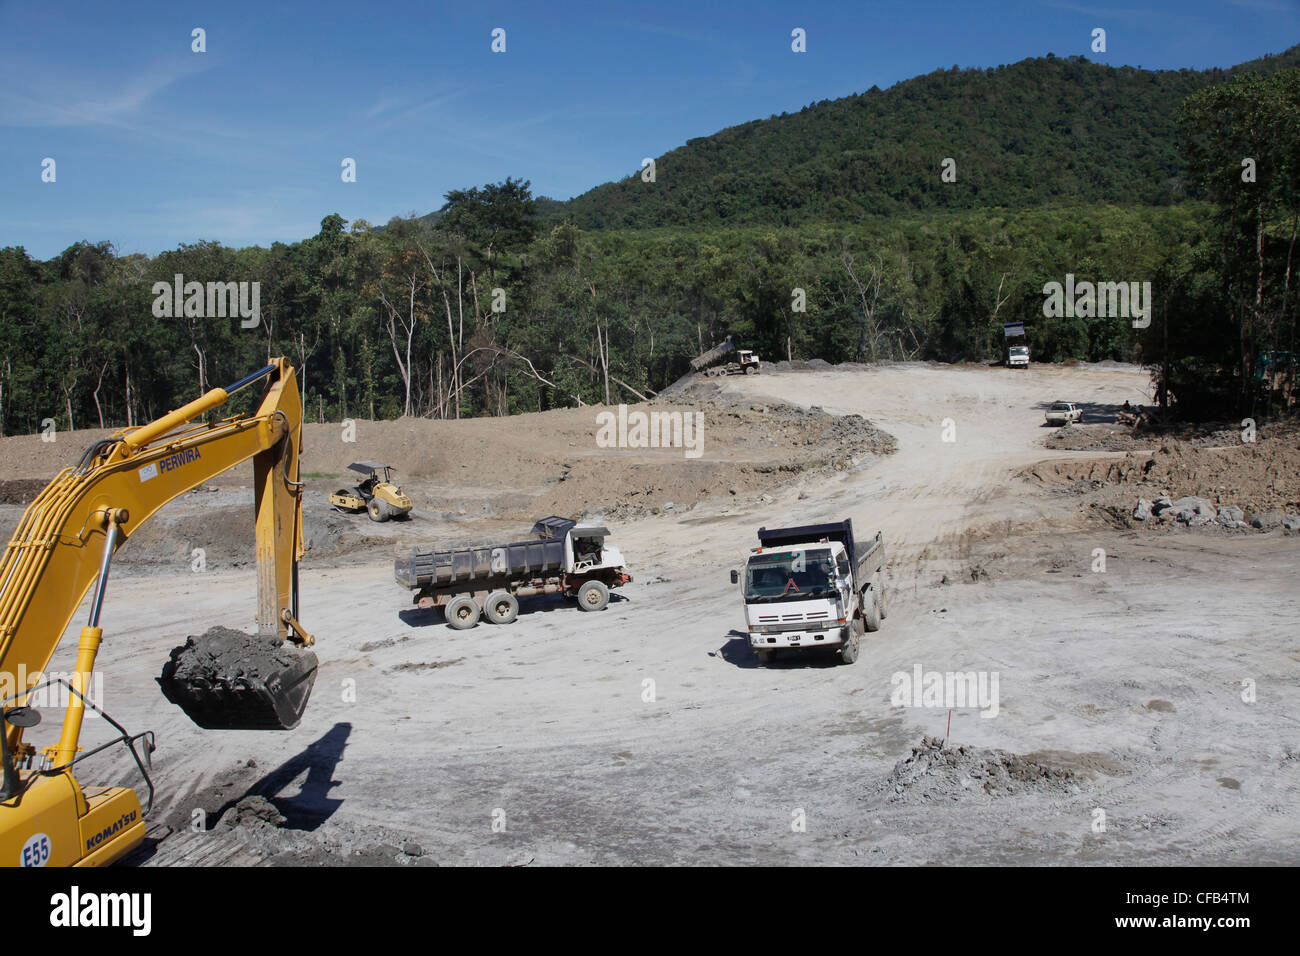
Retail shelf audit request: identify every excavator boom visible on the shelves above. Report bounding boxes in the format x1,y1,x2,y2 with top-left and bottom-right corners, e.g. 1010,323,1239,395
0,359,318,866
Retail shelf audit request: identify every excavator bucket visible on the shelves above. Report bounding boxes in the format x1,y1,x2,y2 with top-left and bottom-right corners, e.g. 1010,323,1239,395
158,627,319,730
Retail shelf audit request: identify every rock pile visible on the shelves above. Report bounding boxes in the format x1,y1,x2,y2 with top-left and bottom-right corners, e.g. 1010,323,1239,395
1133,494,1299,531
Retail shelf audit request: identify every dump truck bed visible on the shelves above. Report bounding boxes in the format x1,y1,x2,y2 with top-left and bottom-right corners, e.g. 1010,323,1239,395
757,519,883,586
689,336,736,371
396,537,567,589
396,517,586,589
853,531,884,583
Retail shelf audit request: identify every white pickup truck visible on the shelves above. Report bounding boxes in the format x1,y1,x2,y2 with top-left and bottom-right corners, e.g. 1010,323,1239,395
1044,401,1084,425
730,519,886,665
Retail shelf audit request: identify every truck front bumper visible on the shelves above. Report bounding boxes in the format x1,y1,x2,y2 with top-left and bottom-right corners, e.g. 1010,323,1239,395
750,625,850,650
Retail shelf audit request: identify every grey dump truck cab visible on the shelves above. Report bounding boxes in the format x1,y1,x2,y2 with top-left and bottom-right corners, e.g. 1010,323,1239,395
395,516,632,629
731,519,886,665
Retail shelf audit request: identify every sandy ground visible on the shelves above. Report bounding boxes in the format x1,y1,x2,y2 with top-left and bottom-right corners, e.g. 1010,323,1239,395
11,362,1299,865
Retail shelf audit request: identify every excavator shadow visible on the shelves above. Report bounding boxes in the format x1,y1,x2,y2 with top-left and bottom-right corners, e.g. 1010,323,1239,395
123,722,352,864
211,721,351,831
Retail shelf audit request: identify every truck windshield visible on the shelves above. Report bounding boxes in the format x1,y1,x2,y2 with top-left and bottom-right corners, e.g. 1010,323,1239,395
744,548,836,602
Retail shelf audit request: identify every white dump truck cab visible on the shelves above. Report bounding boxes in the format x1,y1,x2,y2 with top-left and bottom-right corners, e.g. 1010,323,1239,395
732,520,885,665
1008,345,1029,367
566,525,626,575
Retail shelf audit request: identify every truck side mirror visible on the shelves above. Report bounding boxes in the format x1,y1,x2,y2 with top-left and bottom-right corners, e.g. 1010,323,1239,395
730,570,738,585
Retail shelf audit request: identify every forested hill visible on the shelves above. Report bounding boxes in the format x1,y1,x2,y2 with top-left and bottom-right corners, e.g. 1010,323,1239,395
541,46,1300,229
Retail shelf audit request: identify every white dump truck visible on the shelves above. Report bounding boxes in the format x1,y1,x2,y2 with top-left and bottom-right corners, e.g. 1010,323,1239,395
395,516,632,629
1004,322,1030,368
730,519,886,665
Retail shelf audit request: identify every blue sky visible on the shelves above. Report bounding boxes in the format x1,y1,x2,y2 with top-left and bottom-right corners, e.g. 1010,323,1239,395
1,0,1297,259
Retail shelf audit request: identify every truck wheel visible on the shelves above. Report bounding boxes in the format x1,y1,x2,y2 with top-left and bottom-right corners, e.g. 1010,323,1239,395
483,590,519,625
878,585,888,620
576,579,609,612
744,364,755,374
444,595,480,629
864,590,882,632
367,498,391,522
756,649,774,665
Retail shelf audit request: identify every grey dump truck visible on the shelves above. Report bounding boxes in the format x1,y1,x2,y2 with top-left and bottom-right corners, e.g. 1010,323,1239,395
731,518,886,665
395,516,632,629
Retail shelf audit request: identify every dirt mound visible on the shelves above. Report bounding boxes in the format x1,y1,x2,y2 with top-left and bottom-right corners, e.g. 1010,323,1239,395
445,397,897,522
0,396,897,533
162,626,303,682
1045,421,1243,453
0,478,48,505
0,429,116,483
873,736,1095,805
218,794,287,830
1024,421,1300,522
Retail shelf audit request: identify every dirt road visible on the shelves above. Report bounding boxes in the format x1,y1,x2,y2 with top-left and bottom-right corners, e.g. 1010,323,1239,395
26,362,1299,865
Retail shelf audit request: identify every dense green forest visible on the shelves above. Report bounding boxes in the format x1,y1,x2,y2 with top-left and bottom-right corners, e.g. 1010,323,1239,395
1,53,1297,436
541,47,1300,229
0,202,1209,435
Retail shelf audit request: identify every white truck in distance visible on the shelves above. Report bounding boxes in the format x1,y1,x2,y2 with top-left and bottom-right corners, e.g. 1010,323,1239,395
731,519,886,665
1008,344,1030,368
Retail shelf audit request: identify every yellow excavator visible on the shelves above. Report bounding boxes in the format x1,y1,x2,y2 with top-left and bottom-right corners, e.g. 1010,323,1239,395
0,359,319,867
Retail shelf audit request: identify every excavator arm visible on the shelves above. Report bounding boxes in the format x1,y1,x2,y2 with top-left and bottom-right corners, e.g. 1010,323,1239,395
0,359,319,866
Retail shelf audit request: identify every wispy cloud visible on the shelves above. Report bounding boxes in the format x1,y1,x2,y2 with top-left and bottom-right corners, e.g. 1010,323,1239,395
150,191,319,247
0,57,211,130
1040,1,1158,17
362,86,482,130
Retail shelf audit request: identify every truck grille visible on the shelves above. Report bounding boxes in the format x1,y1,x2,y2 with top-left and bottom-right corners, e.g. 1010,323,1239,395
756,610,830,624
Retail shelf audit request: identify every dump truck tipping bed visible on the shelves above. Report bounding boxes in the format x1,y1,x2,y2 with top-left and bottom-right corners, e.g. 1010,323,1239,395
689,335,737,371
